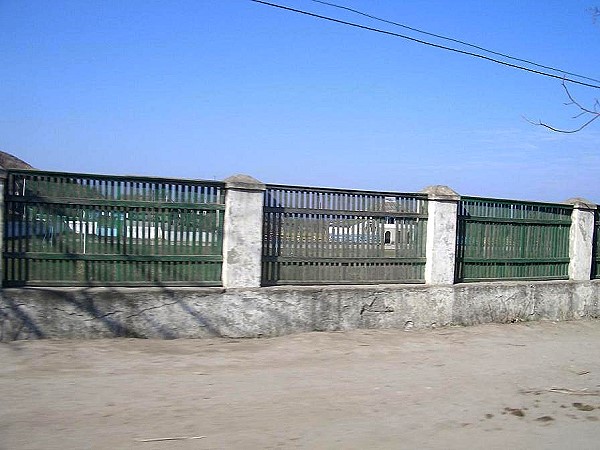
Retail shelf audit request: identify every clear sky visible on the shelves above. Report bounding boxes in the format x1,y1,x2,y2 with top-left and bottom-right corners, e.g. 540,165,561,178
1,0,599,202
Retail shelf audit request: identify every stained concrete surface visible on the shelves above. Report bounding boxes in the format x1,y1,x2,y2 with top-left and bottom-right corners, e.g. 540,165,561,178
2,281,599,341
1,320,600,449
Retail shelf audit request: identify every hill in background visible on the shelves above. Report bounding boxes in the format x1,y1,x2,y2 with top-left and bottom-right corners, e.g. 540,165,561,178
0,151,34,170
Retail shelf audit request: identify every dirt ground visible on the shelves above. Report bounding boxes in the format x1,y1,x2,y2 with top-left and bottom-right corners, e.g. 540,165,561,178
1,320,600,450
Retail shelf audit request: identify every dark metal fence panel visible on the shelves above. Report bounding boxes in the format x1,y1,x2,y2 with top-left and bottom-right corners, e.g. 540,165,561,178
4,170,224,286
263,185,428,285
594,210,600,279
456,197,572,282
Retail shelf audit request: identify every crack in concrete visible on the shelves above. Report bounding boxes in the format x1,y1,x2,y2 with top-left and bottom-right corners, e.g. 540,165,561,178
487,291,531,322
78,301,181,322
5,303,28,309
83,310,124,321
360,298,394,315
54,307,87,318
125,300,180,319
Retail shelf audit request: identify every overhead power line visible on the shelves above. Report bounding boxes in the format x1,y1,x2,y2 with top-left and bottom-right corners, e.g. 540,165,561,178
309,0,600,85
250,0,600,90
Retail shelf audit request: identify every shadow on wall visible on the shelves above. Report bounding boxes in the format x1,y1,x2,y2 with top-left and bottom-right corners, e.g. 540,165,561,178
0,283,448,341
1,296,45,340
2,281,599,342
0,230,227,340
0,285,229,341
0,284,411,341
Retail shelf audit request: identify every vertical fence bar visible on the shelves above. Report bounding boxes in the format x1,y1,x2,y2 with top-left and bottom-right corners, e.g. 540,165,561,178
0,168,6,287
594,209,600,279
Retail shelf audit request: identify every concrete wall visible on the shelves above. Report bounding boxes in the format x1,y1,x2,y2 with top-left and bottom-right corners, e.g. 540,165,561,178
2,280,599,341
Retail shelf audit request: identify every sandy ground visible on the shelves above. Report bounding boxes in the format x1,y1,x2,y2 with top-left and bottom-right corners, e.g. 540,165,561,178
1,320,600,450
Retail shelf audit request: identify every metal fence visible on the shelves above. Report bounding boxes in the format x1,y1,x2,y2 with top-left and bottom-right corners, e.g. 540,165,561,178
3,170,224,286
594,210,600,279
262,185,428,285
456,197,572,282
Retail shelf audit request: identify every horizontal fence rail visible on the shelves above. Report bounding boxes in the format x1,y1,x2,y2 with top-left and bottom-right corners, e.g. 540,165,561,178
4,170,225,286
263,185,428,285
456,197,572,282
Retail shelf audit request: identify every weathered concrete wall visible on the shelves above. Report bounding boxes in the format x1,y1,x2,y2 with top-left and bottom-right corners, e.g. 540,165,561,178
1,281,599,341
452,281,600,325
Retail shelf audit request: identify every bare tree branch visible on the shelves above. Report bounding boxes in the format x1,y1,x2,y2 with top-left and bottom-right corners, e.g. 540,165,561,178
526,80,600,133
561,80,597,114
530,115,600,134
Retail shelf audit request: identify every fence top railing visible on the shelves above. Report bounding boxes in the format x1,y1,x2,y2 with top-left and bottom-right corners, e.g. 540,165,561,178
266,183,427,199
265,184,428,217
5,168,225,189
459,196,573,221
460,195,573,210
5,169,225,207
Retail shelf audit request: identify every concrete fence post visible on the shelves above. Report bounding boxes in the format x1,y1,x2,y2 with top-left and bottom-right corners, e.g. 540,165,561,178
422,185,460,285
565,198,596,281
222,174,266,289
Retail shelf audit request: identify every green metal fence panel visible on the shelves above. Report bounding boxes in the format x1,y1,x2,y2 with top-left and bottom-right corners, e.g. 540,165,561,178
4,170,224,286
456,197,572,282
594,210,600,279
263,185,428,285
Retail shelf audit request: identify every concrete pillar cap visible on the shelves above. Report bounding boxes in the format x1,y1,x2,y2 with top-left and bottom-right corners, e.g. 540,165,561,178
224,174,265,191
421,185,460,201
564,197,597,210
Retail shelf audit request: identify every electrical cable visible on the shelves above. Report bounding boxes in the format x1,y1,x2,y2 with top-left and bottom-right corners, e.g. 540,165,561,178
250,0,600,89
309,0,600,85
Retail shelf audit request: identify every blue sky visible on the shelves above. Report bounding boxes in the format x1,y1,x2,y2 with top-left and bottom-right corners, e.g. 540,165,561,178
1,0,599,202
